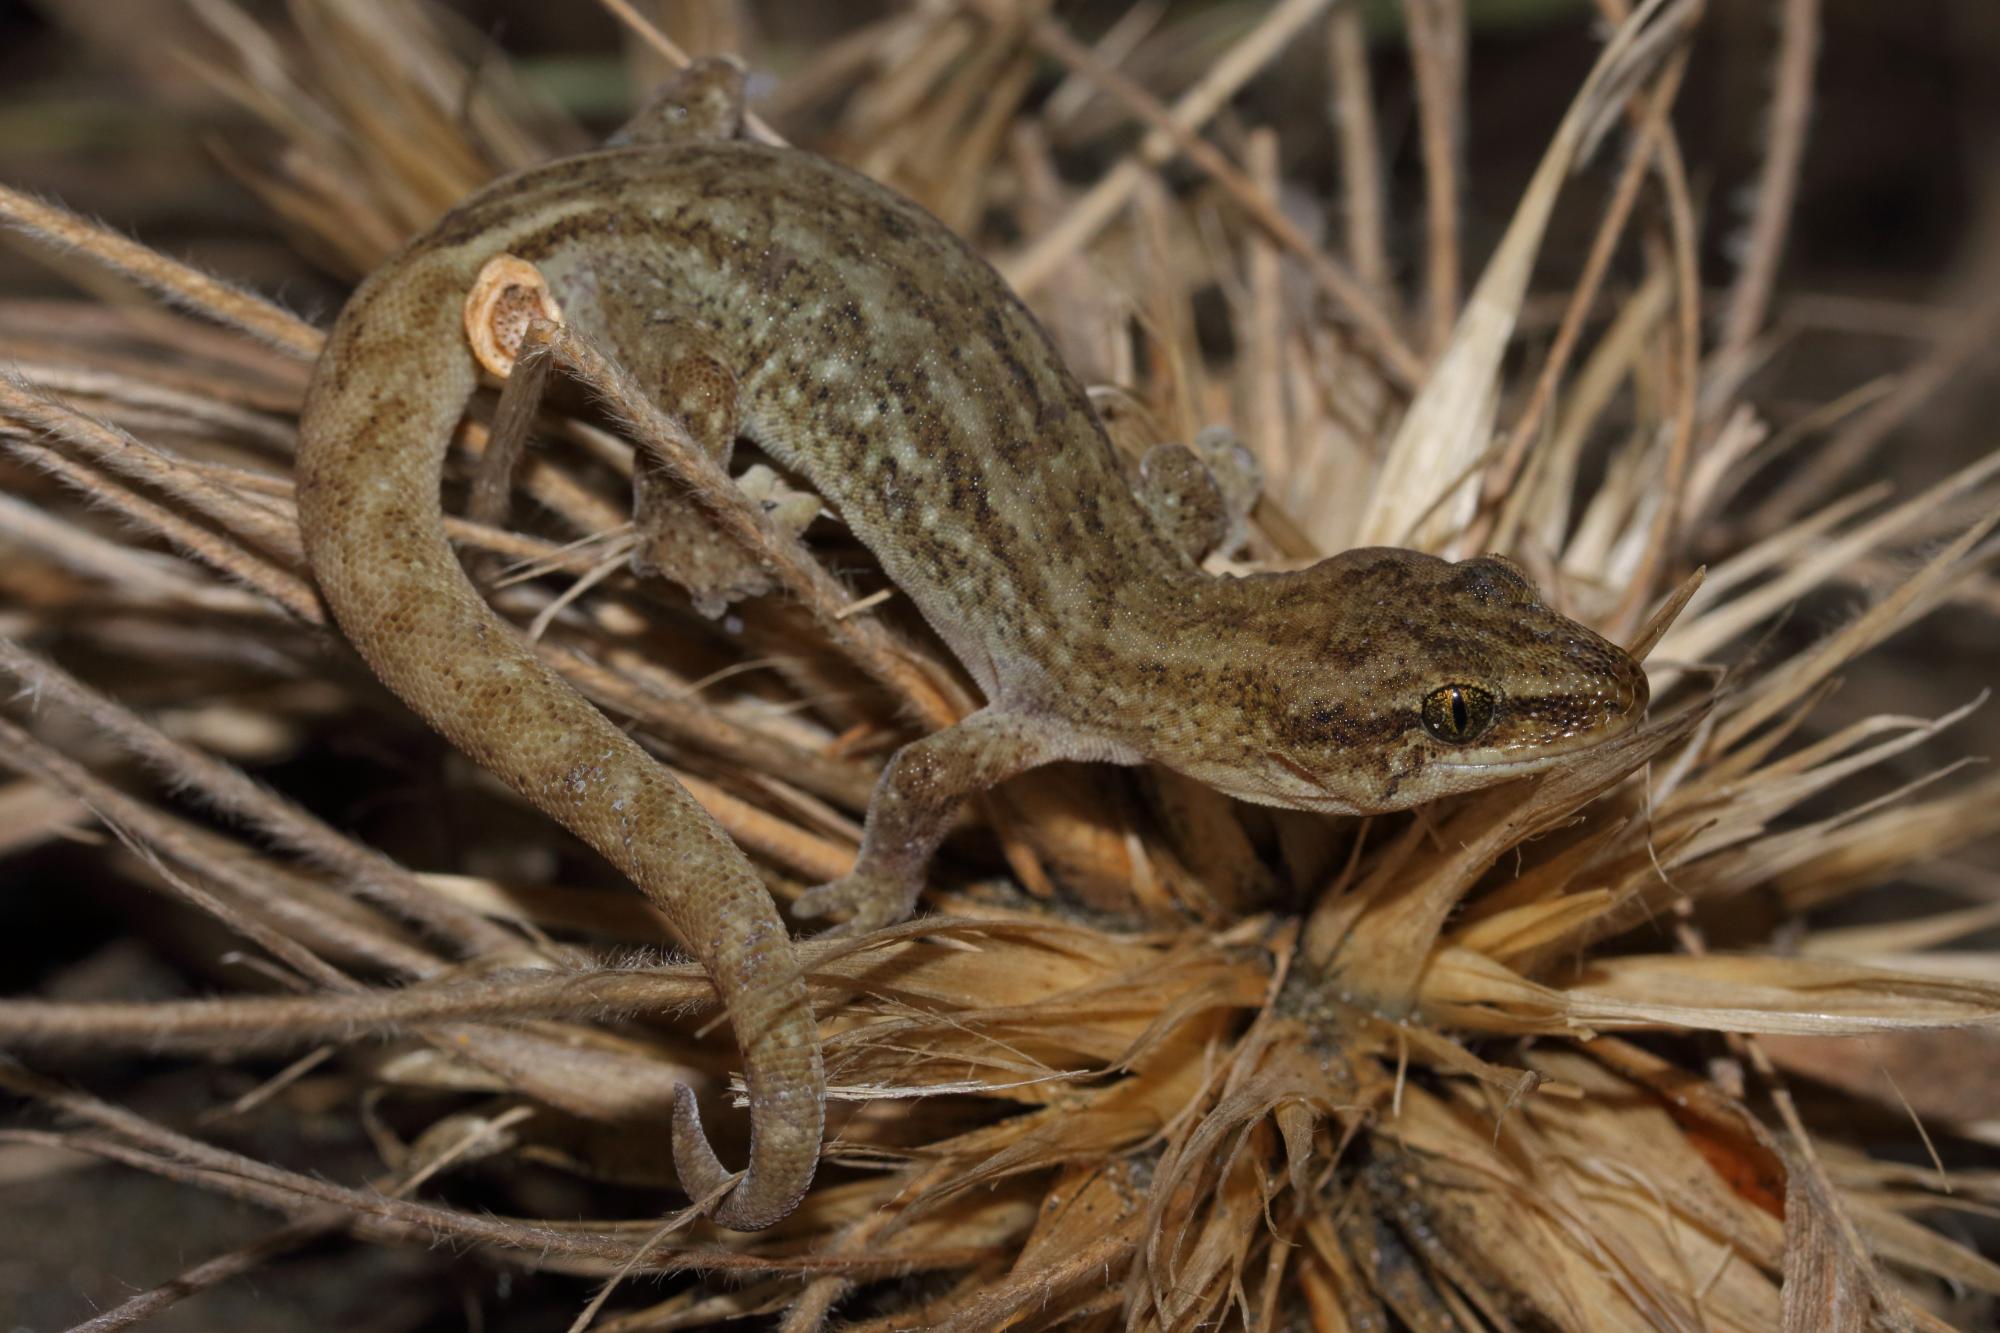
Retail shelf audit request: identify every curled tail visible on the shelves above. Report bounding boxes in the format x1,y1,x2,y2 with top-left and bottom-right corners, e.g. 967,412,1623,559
296,241,822,1229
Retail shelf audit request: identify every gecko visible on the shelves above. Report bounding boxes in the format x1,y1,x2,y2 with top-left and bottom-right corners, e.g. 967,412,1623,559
295,58,1648,1230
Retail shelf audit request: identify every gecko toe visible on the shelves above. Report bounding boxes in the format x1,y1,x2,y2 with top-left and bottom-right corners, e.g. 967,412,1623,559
793,873,912,933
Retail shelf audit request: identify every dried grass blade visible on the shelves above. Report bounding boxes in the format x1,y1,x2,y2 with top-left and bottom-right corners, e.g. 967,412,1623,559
0,639,523,956
1714,507,1999,751
1664,446,2000,664
998,0,1332,287
1625,565,1705,661
1009,2,1422,391
2,422,323,623
0,184,321,358
1400,0,1467,356
1327,3,1390,297
1360,0,1696,551
0,376,303,561
1560,954,2000,1036
1310,699,1705,1015
1500,265,1672,559
0,715,357,993
0,965,709,1055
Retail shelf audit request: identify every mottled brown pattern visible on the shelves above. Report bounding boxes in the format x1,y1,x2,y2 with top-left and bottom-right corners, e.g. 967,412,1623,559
295,62,1646,1233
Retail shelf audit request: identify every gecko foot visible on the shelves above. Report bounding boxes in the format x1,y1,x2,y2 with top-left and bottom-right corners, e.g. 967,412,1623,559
793,869,920,935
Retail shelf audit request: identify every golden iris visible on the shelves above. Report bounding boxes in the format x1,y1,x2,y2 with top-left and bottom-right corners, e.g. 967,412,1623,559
1421,683,1495,743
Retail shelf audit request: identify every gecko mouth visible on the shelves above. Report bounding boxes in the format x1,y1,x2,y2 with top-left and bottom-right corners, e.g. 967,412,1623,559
1429,708,1646,774
1429,753,1567,779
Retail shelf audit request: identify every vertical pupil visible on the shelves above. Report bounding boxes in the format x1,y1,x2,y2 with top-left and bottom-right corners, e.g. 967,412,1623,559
1451,690,1468,733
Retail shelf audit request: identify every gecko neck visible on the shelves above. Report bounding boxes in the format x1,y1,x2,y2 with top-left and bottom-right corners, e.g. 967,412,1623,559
1132,564,1291,640
1024,564,1289,710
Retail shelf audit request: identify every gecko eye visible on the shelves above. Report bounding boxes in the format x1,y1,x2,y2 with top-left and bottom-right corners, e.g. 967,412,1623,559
1421,683,1495,743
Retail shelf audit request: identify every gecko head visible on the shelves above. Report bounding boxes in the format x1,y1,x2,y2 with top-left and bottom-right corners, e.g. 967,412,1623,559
1179,548,1648,814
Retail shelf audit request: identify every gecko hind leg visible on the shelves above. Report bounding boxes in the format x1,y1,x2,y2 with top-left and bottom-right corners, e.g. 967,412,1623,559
794,709,1107,933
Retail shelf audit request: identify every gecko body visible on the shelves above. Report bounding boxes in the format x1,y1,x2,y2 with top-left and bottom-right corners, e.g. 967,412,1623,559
297,60,1646,1230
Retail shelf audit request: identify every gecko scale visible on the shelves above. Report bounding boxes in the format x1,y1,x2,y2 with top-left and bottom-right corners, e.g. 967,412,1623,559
296,59,1647,1229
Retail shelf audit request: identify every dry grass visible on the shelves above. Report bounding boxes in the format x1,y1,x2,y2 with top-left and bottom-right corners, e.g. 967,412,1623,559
2,1,1998,1329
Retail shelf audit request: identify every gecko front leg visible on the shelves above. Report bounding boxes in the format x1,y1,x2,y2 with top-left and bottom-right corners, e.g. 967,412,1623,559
791,425,1261,935
793,709,1118,932
1134,426,1263,563
625,324,819,616
607,57,827,615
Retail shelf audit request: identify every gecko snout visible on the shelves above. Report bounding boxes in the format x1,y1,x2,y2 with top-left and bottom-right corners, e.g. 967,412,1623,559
1502,627,1651,746
1567,631,1649,732
1602,655,1649,729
